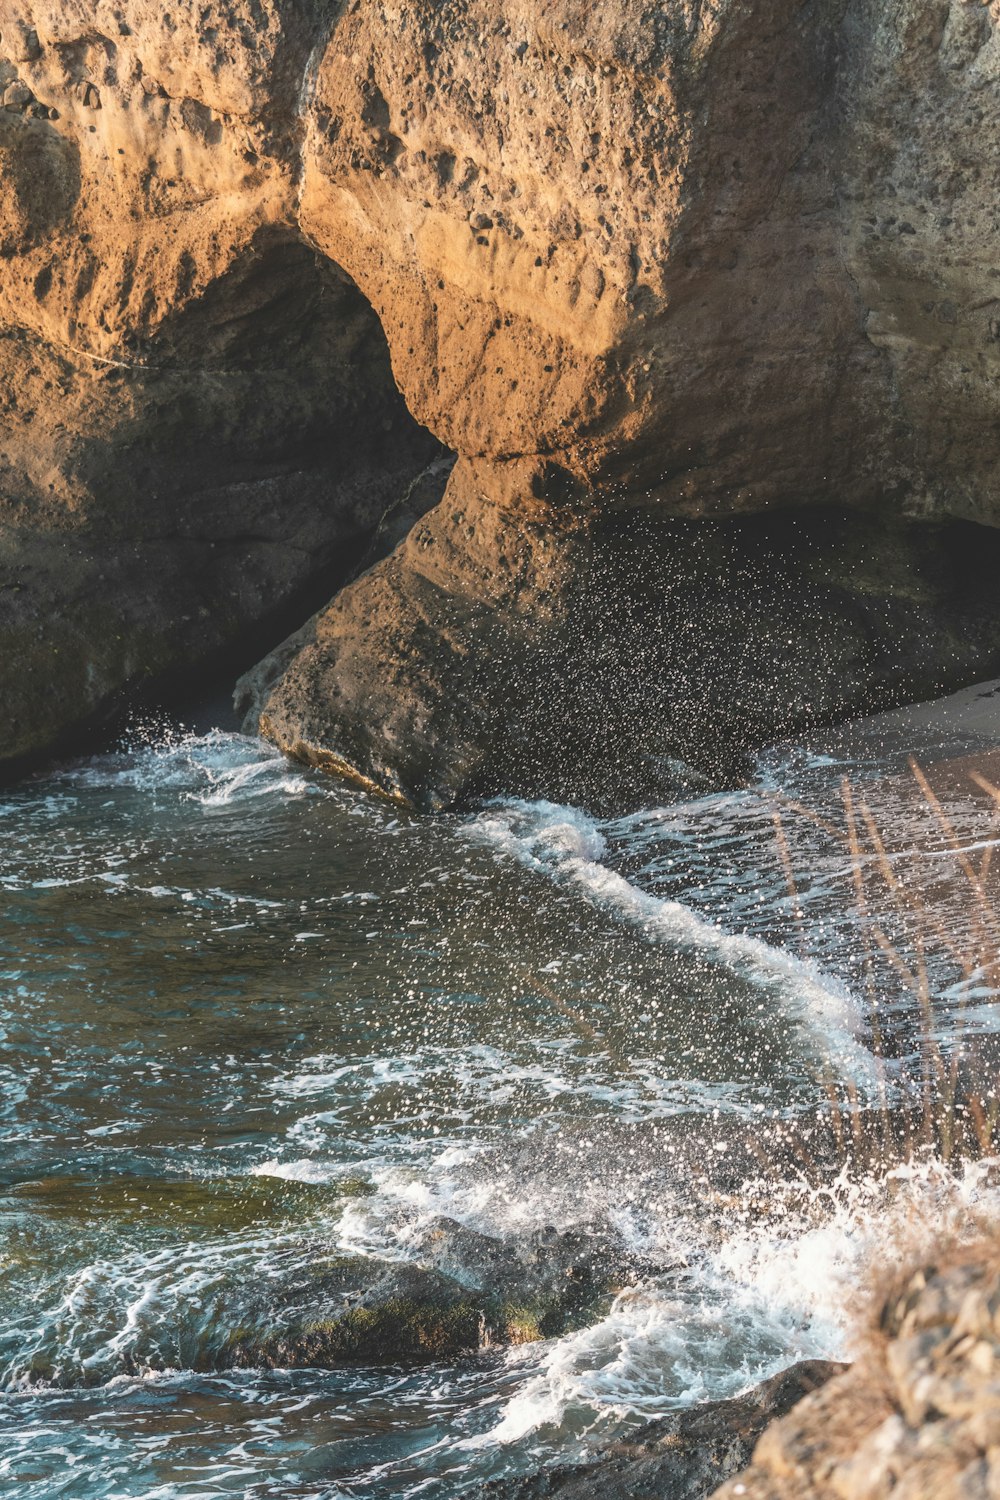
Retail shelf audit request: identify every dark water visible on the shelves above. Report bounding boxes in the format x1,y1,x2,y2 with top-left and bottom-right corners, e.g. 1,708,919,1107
2,695,1000,1497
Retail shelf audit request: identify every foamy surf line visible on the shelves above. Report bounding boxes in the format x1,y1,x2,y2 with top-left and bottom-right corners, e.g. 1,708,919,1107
466,800,875,1083
466,1156,1000,1450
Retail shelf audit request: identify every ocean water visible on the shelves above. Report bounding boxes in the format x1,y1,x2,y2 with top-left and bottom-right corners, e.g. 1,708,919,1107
1,695,1000,1498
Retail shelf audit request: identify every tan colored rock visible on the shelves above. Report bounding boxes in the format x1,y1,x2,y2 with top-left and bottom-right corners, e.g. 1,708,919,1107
0,0,440,771
252,0,1000,807
294,0,1000,527
712,1245,1000,1500
299,0,891,511
7,0,1000,792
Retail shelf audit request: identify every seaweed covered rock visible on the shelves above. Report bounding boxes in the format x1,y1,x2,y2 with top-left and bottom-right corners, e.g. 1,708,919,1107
224,1218,659,1368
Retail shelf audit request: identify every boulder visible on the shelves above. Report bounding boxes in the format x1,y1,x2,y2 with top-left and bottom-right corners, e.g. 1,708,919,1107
223,1216,661,1368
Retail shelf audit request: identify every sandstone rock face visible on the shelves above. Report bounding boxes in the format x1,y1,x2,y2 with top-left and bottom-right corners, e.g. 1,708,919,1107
841,0,1000,529
247,0,1000,808
711,1243,1000,1500
297,0,895,511
294,0,1000,519
7,0,1000,795
0,0,440,771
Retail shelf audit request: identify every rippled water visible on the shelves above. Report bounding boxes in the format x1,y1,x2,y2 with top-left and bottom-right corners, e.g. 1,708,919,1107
3,689,1000,1497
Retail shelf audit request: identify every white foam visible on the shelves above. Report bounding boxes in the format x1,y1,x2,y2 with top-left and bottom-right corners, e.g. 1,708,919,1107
467,800,874,1080
469,1155,1000,1448
251,1158,339,1185
55,730,322,807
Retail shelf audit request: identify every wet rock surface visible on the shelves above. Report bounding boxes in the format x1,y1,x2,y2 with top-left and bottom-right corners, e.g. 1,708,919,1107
711,1244,1000,1500
243,492,1000,811
496,1361,845,1500
224,1217,661,1368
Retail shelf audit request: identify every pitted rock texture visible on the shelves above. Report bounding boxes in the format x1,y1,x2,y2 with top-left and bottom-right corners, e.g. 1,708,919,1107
7,0,1000,790
0,0,440,772
299,0,890,510
295,0,1000,520
711,1243,1000,1500
250,0,1000,807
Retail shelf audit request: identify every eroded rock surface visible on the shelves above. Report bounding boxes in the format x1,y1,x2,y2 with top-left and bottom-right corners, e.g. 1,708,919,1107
294,0,1000,522
7,0,1000,796
0,0,440,771
712,1243,1000,1500
249,0,1000,808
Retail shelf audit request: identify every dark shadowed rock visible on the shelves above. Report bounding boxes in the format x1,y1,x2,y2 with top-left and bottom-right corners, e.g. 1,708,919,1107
490,1361,845,1500
223,1217,663,1369
244,482,1000,812
0,3,443,774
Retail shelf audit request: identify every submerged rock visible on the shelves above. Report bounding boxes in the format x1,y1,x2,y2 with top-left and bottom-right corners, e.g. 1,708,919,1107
225,1218,660,1368
5,1171,370,1234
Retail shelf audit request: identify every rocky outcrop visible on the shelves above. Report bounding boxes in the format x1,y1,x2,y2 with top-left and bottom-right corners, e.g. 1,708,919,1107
240,490,1000,810
297,0,885,508
0,0,441,772
294,0,1000,523
7,1,1000,796
498,1361,845,1500
245,0,1000,809
711,1241,1000,1500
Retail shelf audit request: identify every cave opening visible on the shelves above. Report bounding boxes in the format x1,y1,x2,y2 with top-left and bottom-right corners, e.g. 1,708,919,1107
0,227,453,777
121,229,454,731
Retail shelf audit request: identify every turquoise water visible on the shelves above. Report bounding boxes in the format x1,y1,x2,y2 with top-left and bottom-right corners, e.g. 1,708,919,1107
1,708,998,1497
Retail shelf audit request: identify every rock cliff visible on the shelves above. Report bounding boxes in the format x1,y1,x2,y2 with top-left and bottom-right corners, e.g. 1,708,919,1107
5,0,1000,799
0,0,442,769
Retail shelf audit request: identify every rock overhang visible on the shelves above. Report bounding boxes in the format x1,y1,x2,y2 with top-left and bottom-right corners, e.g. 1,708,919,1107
4,0,1000,802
